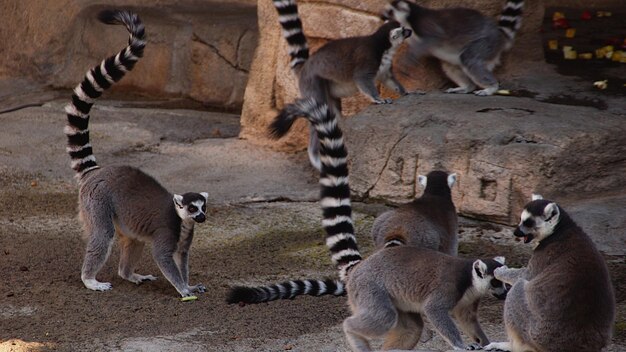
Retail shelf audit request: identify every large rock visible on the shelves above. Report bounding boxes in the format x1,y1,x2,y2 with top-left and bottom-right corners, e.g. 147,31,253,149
239,0,546,149
0,0,257,110
343,93,626,225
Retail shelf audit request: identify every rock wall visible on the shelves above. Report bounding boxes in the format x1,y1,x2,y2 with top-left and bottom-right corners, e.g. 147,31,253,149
344,93,626,225
0,0,257,111
239,0,546,149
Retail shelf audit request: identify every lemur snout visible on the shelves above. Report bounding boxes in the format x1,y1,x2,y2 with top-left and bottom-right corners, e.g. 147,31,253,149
402,28,412,38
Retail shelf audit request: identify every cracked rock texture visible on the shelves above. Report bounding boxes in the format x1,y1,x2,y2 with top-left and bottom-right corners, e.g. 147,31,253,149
344,93,626,226
0,0,257,110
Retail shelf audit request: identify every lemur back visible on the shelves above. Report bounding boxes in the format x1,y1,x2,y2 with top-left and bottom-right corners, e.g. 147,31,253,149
371,170,458,253
383,0,524,96
485,196,615,352
65,9,208,298
271,0,413,170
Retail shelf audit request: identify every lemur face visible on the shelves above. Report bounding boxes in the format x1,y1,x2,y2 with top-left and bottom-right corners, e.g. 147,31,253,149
515,195,560,243
389,26,411,46
472,257,509,299
173,192,209,223
382,1,411,28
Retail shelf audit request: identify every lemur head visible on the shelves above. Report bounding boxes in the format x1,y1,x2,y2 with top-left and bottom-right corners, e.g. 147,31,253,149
514,194,560,244
472,256,509,300
418,170,457,196
381,1,412,27
377,21,412,48
173,192,209,223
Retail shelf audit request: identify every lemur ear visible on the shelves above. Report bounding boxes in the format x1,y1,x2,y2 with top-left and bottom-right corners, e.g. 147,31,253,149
418,175,427,188
494,256,506,265
200,192,209,201
531,193,543,201
447,173,457,188
173,194,184,208
473,260,487,279
544,202,559,221
398,0,410,11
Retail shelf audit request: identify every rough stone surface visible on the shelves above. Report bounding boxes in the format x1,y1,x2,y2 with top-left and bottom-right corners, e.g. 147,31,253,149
0,0,257,111
343,92,626,225
239,0,546,148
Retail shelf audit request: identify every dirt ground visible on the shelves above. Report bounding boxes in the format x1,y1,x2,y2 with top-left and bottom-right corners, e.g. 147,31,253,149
0,167,624,351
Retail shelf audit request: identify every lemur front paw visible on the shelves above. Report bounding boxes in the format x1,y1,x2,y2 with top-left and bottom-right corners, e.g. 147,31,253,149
374,98,393,104
189,284,206,293
445,87,472,94
405,90,426,95
466,342,483,350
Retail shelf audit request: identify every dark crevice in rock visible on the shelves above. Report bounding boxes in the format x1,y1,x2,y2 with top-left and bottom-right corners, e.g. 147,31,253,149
364,131,410,198
476,107,535,114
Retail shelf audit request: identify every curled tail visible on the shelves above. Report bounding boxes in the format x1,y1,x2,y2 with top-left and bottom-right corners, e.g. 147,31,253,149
227,98,361,304
227,278,345,304
65,9,146,178
498,0,524,49
273,0,309,70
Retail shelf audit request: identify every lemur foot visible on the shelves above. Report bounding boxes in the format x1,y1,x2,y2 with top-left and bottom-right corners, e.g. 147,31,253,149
127,274,157,284
484,342,512,351
466,342,483,350
189,284,206,293
405,90,426,95
445,87,472,94
83,279,112,292
374,98,393,104
474,87,497,96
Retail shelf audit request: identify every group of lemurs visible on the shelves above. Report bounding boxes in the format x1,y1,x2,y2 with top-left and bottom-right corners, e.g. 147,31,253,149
65,1,615,352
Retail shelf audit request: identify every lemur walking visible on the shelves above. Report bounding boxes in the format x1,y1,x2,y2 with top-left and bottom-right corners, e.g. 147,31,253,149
270,0,413,171
382,0,524,96
484,195,615,352
65,9,208,297
371,170,458,253
227,99,508,350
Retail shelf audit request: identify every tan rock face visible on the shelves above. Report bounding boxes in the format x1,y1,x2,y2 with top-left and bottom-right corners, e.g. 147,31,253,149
240,0,545,150
0,0,257,110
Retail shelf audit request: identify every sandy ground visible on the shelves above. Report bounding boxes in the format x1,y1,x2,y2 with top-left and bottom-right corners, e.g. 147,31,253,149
0,95,624,351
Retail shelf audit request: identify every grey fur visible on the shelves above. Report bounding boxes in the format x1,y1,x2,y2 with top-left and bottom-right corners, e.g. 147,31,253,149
371,170,458,254
344,246,507,351
78,166,209,297
484,197,615,352
383,0,524,96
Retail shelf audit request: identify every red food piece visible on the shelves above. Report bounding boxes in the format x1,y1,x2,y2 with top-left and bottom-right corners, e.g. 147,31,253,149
581,10,592,20
553,18,570,29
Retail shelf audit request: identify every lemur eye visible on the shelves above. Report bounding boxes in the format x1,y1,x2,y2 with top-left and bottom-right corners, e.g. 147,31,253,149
188,206,197,213
490,278,500,287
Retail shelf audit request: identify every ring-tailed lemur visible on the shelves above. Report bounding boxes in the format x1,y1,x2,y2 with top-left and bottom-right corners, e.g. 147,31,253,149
228,97,357,303
345,247,508,351
65,9,208,298
270,0,414,171
484,194,615,352
382,0,524,96
372,170,458,253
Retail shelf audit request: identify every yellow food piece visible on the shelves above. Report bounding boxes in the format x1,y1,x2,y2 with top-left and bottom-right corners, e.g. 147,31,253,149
565,28,576,38
593,80,608,90
578,53,593,59
552,12,565,21
548,40,558,50
563,50,577,60
181,295,198,302
496,90,511,96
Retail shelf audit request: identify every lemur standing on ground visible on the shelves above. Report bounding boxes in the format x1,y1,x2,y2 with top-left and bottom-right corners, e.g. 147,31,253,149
371,170,458,253
227,98,508,351
382,0,524,96
484,194,615,352
65,9,208,298
269,0,414,171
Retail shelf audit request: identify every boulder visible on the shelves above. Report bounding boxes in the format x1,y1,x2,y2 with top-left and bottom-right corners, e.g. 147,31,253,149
343,93,626,225
0,0,257,110
240,0,546,149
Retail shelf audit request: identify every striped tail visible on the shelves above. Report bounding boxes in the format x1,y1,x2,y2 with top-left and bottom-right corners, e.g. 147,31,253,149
273,0,309,70
64,9,146,178
498,0,524,49
227,278,345,304
227,98,361,304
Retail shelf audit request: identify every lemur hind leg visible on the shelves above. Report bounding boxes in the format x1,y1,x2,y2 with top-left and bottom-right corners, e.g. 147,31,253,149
442,61,477,94
117,233,157,284
382,311,424,350
80,210,115,291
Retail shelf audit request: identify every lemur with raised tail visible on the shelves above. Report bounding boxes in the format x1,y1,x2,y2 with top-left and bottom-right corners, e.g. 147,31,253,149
371,170,458,253
270,0,413,171
227,99,508,350
484,194,615,352
65,9,208,298
382,0,524,96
